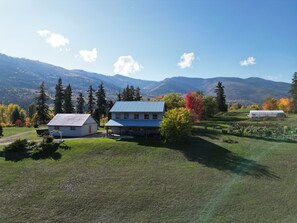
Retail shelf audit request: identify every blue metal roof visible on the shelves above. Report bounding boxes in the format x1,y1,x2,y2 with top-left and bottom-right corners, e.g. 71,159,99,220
105,119,161,127
110,101,165,113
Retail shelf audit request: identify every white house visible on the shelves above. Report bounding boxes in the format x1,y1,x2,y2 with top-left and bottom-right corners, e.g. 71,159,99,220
248,110,285,118
47,114,98,137
105,101,165,136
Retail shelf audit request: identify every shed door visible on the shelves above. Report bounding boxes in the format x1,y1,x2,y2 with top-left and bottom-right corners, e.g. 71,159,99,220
89,125,92,134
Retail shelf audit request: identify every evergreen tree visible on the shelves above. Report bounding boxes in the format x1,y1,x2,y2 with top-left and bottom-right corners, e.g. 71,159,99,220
96,82,107,125
35,82,49,124
135,86,142,101
290,72,297,113
54,78,64,114
87,85,95,114
215,82,228,112
11,109,20,124
28,103,37,119
129,85,135,101
116,91,122,101
76,92,85,113
63,84,74,113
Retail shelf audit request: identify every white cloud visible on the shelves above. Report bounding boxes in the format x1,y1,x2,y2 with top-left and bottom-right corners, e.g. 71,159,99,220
113,56,142,75
79,48,97,62
37,29,51,37
45,33,69,48
178,52,195,69
37,30,70,48
240,56,256,66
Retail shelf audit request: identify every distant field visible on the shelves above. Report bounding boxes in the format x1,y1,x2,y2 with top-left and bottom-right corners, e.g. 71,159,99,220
0,127,44,143
0,114,297,222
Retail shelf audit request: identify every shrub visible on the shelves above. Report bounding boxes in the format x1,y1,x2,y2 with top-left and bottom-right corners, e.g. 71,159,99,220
15,119,23,127
4,139,28,153
33,124,39,128
36,129,49,136
0,125,3,136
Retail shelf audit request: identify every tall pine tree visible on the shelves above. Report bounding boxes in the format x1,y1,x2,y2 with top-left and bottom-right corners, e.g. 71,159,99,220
290,72,297,113
35,82,49,124
63,84,74,113
135,86,142,101
54,78,64,114
87,85,95,114
96,82,107,125
76,92,85,113
215,82,228,112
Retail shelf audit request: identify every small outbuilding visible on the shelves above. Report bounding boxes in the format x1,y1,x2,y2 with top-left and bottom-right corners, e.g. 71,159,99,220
47,114,98,137
248,110,285,118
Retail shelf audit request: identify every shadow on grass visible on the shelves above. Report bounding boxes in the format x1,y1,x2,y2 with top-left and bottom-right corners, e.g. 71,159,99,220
119,137,280,179
0,142,71,162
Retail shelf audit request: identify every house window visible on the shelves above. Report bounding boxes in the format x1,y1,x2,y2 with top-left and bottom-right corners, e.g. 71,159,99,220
70,126,76,131
116,113,120,119
124,113,129,119
54,126,59,130
134,114,139,119
153,114,158,119
144,113,149,119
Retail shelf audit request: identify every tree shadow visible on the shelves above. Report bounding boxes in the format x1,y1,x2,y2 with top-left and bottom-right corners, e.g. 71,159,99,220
0,142,71,162
119,137,280,179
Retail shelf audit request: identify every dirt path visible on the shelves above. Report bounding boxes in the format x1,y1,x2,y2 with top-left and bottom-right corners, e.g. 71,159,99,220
0,131,35,145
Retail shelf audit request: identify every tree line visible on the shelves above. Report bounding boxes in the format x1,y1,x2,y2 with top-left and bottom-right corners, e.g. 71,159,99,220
34,78,142,125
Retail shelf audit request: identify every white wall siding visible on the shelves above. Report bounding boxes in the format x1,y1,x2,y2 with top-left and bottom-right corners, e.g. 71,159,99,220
49,123,98,137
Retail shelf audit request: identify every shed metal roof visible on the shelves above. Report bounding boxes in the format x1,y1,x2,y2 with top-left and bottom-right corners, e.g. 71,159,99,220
105,119,161,127
249,110,284,113
110,101,165,113
47,114,94,126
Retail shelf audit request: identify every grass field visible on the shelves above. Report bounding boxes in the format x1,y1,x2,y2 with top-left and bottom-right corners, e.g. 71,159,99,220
1,115,297,222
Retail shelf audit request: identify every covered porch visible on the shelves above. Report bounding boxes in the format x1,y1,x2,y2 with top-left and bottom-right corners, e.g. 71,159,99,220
105,119,161,137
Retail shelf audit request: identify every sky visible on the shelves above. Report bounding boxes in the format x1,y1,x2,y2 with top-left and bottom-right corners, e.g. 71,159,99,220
0,0,296,82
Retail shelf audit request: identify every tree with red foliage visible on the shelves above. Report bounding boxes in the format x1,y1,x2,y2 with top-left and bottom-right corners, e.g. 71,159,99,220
185,92,204,121
15,120,23,127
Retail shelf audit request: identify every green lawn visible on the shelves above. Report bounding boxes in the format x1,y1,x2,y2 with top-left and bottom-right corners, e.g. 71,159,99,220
1,126,297,222
0,127,43,143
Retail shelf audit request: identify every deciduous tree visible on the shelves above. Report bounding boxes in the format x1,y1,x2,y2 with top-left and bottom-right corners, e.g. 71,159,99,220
162,93,185,110
160,108,193,142
278,98,292,113
262,97,278,110
202,96,217,118
185,92,204,121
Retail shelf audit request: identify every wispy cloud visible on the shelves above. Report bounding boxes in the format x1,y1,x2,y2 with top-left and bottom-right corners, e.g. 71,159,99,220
240,56,256,66
37,29,70,49
113,56,142,75
178,52,195,69
79,48,97,62
37,29,51,37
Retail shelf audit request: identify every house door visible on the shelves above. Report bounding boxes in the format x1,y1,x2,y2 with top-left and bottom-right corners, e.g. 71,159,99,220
89,125,92,134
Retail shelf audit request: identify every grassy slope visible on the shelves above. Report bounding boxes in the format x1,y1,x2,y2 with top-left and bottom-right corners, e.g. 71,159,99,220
0,127,45,143
1,132,297,222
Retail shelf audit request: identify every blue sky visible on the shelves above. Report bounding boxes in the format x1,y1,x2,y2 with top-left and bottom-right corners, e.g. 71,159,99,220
0,0,296,82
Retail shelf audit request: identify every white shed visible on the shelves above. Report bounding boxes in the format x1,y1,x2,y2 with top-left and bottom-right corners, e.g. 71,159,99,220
47,114,98,137
248,110,285,118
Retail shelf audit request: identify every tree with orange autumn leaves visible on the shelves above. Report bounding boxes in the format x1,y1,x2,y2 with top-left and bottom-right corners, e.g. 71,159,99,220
262,97,292,113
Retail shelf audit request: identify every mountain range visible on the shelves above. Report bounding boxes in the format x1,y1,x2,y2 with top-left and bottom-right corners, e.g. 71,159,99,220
0,53,291,109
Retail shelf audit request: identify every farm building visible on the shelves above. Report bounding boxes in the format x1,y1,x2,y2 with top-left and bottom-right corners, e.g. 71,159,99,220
105,101,165,136
248,110,285,118
47,114,98,137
